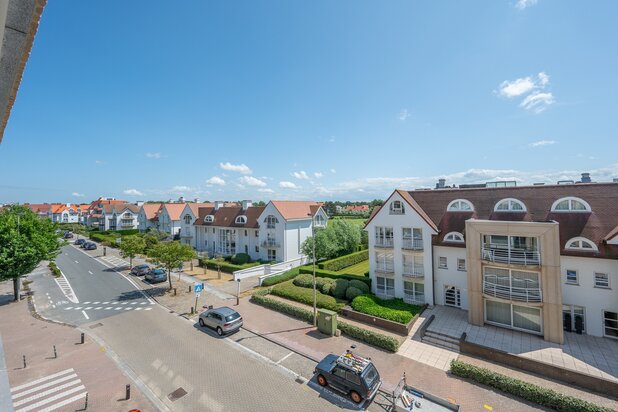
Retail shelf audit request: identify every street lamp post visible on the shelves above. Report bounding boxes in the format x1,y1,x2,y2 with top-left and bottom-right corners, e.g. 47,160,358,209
312,216,317,326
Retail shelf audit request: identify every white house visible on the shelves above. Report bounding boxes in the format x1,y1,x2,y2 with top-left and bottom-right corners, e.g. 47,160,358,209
137,203,162,232
99,203,140,231
178,202,214,247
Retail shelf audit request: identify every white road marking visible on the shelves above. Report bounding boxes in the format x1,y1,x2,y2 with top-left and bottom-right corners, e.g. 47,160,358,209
83,302,90,304
114,307,122,311
11,374,78,399
74,260,79,264
93,301,99,304
53,271,79,303
88,271,93,275
11,369,74,392
37,392,87,412
276,351,294,365
131,302,137,305
105,307,112,310
135,308,142,311
13,380,82,407
140,302,147,305
81,310,89,320
145,307,152,311
102,301,109,304
14,385,85,412
94,307,102,310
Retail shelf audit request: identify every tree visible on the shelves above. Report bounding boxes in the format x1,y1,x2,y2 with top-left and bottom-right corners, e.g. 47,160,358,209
118,235,146,269
148,241,196,289
214,256,225,280
0,205,62,300
72,224,86,240
301,219,361,260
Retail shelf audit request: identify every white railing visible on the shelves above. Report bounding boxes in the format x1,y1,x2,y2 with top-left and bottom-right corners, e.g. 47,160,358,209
376,263,394,273
375,238,394,248
234,256,310,283
481,245,541,266
403,295,424,305
261,239,280,248
483,280,542,303
402,264,424,277
402,238,423,250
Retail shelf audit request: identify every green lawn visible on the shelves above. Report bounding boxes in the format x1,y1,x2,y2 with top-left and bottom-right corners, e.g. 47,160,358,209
337,259,369,275
328,218,366,227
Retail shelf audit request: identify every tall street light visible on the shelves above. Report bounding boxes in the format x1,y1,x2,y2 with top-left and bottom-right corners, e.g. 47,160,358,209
309,213,317,326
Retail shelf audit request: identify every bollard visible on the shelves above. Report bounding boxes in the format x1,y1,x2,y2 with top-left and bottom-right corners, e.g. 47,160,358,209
189,285,192,293
53,345,57,359
190,306,194,315
103,247,107,257
174,288,177,296
125,384,131,400
84,392,89,409
80,332,85,344
22,355,26,369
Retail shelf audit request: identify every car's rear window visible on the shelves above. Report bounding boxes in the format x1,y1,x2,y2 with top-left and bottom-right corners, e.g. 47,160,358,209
225,312,240,322
362,364,379,387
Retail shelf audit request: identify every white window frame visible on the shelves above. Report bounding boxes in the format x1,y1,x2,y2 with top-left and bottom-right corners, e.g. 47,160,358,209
447,199,474,212
565,237,598,252
439,256,447,269
204,215,214,223
389,200,405,215
235,215,247,225
265,215,278,229
566,269,578,285
457,258,466,271
444,231,464,243
551,197,591,212
494,198,527,212
403,280,424,303
267,249,276,261
484,299,543,335
444,285,461,308
184,214,192,224
603,310,618,339
562,304,586,333
594,272,610,289
376,277,395,297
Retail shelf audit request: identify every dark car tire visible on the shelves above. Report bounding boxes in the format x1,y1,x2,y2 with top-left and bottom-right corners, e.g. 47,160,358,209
317,374,328,387
216,327,223,336
199,318,205,327
350,391,362,404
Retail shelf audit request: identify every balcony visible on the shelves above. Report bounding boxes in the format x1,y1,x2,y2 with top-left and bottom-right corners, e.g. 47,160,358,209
402,263,424,278
375,238,393,248
402,238,423,251
481,244,540,266
262,239,280,248
483,280,542,303
375,262,394,273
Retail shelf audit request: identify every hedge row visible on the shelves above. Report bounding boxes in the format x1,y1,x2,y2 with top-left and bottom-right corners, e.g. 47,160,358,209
298,266,371,287
261,267,301,287
48,262,61,278
250,290,400,352
98,229,140,236
450,360,612,412
271,281,344,312
199,258,260,273
350,295,421,324
318,250,369,272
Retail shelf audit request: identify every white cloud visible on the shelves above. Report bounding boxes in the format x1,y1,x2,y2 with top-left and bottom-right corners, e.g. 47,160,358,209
292,171,310,180
95,160,105,165
330,169,337,174
171,185,192,193
520,92,554,113
498,77,536,98
145,152,162,159
538,71,549,86
529,140,556,147
498,72,553,114
123,189,144,196
279,181,298,189
72,192,84,197
239,176,267,187
314,172,323,178
220,162,252,174
398,109,411,121
206,176,226,186
516,0,538,10
328,137,336,143
258,188,274,193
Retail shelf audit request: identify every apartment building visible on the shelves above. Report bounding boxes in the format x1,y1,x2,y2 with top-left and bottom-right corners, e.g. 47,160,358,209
178,201,215,247
99,203,140,231
366,177,618,343
86,198,128,228
137,203,162,232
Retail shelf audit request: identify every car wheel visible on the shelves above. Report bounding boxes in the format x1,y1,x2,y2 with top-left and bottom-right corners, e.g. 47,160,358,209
216,327,223,336
317,374,328,387
199,318,205,327
350,390,362,404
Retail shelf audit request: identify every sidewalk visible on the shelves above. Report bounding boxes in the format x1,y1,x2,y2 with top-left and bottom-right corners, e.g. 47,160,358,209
0,279,153,412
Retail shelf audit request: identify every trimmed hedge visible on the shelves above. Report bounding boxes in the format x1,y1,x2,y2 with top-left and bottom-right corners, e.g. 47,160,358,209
450,360,612,412
298,266,371,288
349,280,370,294
345,286,363,301
338,321,400,353
271,281,344,312
48,262,61,278
350,295,421,324
199,258,260,273
318,250,369,272
231,253,251,265
292,274,336,293
332,279,349,299
261,267,300,287
99,229,139,236
251,289,314,323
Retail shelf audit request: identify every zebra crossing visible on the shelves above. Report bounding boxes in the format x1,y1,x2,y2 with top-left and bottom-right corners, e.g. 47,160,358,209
99,255,129,269
10,368,86,412
64,300,155,312
53,275,78,304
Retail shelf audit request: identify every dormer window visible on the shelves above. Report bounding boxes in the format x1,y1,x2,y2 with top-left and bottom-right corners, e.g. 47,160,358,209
565,237,598,252
494,198,526,212
447,199,474,212
444,232,465,243
314,214,325,227
235,215,247,225
551,197,591,212
184,214,192,224
204,215,214,223
390,200,405,215
265,215,278,229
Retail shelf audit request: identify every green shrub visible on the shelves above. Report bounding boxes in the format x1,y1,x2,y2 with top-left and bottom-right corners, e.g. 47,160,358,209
351,295,421,324
293,274,336,295
450,360,612,412
231,253,251,265
332,279,349,299
271,281,344,312
321,281,334,295
261,267,300,287
199,258,260,273
348,280,369,293
345,286,363,301
318,250,369,271
292,273,314,288
48,262,61,278
299,266,371,288
251,290,314,323
338,321,400,353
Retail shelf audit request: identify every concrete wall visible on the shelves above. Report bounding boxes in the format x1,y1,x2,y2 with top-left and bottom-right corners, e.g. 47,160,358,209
433,245,469,309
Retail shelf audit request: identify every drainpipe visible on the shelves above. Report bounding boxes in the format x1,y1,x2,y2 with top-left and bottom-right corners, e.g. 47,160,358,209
431,237,436,307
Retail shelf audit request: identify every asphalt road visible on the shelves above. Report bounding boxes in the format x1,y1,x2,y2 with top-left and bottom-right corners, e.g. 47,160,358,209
29,246,390,411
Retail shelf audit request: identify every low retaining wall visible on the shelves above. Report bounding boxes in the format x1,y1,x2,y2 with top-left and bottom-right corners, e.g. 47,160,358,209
459,332,618,398
419,314,435,339
339,304,427,336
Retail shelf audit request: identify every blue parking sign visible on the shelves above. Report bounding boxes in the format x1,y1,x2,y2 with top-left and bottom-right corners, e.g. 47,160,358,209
194,283,203,294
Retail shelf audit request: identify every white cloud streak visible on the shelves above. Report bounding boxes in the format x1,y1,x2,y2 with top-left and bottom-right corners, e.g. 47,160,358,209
279,181,298,189
520,92,554,113
72,192,84,197
145,152,162,159
239,176,267,187
206,176,226,186
292,171,310,180
123,189,144,196
220,162,252,174
258,188,274,193
314,172,323,178
398,109,411,121
529,140,556,148
516,0,538,10
498,72,553,114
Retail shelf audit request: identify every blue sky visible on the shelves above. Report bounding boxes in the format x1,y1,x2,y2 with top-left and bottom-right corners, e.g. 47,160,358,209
1,0,617,203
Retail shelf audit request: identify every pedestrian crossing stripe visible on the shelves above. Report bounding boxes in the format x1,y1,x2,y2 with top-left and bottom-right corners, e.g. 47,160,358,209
79,301,151,305
10,368,87,412
65,306,153,311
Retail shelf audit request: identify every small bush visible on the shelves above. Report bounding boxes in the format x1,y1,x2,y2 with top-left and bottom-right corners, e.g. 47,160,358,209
351,295,421,324
348,280,369,294
345,286,363,301
321,281,334,295
298,266,371,288
332,279,349,299
318,250,369,272
338,321,400,353
231,253,251,265
450,360,612,412
199,258,260,273
292,273,314,288
48,262,62,277
271,281,344,312
261,267,300,287
293,274,336,295
251,290,314,323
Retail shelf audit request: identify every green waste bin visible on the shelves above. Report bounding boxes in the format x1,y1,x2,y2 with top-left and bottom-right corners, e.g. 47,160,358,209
317,308,337,336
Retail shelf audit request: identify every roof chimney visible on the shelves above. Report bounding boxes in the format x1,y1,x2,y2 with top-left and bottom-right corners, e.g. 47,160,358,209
435,179,446,189
580,173,591,183
214,200,225,210
241,200,252,211
178,196,185,203
194,198,200,203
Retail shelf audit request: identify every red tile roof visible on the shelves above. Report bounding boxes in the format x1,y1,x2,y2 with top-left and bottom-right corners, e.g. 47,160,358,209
271,201,324,220
194,206,265,229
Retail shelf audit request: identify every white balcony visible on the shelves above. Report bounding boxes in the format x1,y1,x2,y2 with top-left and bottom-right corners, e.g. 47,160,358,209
402,238,423,251
483,280,542,303
402,263,424,278
375,262,394,273
262,239,280,248
482,245,540,266
375,238,394,248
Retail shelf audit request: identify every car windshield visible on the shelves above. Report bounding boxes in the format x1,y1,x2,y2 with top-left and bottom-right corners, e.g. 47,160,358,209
225,313,240,322
154,270,165,275
362,364,379,387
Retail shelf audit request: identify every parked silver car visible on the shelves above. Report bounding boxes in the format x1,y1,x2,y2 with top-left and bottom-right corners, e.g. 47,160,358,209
198,306,243,336
130,264,150,276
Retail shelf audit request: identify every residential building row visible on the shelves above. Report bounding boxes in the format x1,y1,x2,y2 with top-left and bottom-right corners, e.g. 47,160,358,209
365,174,618,343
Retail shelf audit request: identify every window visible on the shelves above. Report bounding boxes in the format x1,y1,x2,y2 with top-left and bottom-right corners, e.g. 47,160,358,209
389,200,405,215
595,273,610,288
314,214,325,227
205,240,208,247
255,245,259,253
265,215,278,229
255,230,259,237
494,198,526,212
551,197,591,212
439,257,447,269
566,269,578,285
485,300,542,334
376,277,395,297
604,311,618,338
235,216,247,225
375,226,393,247
403,281,424,303
332,367,347,379
565,237,598,252
402,228,423,249
447,199,474,212
444,232,464,243
267,249,276,261
244,230,247,236
184,215,192,224
457,258,466,271
563,305,585,333
375,252,394,272
204,215,214,223
346,371,361,385
444,286,461,307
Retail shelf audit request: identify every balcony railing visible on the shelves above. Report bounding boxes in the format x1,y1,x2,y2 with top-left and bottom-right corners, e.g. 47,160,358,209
262,239,280,248
483,280,542,303
402,263,424,278
375,238,394,248
481,245,540,266
403,295,425,305
375,263,394,273
402,238,423,251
